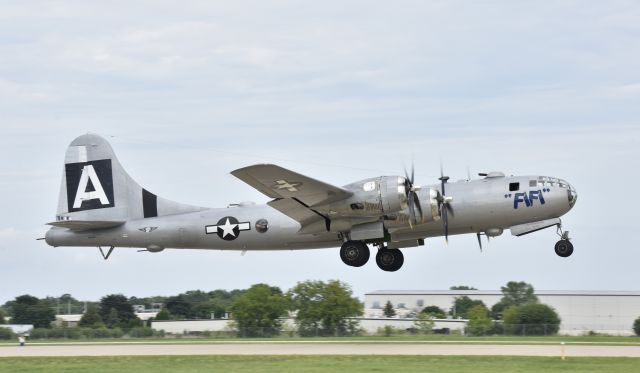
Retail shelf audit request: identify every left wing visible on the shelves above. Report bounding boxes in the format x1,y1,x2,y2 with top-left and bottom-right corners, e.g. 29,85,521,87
231,164,353,207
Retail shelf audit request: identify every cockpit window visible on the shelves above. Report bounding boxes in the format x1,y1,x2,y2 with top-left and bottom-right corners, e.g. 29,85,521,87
509,182,520,191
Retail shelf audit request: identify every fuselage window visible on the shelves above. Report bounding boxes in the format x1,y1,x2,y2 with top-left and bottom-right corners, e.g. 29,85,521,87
255,219,269,233
529,180,537,187
509,182,520,191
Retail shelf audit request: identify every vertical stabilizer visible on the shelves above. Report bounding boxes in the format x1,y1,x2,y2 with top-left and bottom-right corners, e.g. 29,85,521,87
53,134,204,225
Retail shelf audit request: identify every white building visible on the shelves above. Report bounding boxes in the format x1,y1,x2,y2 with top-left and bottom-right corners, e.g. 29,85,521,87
365,290,640,336
151,318,467,335
55,312,158,327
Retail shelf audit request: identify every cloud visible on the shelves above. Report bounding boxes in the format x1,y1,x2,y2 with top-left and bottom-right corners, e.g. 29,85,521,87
0,227,17,240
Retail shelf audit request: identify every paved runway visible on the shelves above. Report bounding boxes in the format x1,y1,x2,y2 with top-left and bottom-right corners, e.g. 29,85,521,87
2,343,640,357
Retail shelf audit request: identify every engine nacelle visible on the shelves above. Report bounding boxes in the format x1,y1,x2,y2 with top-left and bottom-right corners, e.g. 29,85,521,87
317,176,440,225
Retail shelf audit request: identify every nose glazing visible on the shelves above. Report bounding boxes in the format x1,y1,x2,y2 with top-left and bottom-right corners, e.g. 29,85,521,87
567,182,577,208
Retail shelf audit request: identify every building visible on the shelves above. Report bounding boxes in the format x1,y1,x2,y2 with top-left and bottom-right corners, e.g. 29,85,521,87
365,290,640,336
151,318,467,335
54,312,158,327
1,325,33,335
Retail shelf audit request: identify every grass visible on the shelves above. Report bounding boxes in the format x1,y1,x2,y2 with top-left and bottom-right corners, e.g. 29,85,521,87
1,355,640,373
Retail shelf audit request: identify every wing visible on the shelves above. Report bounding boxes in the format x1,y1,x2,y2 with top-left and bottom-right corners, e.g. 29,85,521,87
231,164,353,207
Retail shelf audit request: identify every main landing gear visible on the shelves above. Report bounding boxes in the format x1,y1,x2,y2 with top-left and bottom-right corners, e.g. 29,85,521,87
376,247,404,272
339,240,404,271
554,224,574,258
339,240,370,267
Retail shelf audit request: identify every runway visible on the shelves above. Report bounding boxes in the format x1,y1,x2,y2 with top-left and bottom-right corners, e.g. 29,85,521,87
2,343,640,357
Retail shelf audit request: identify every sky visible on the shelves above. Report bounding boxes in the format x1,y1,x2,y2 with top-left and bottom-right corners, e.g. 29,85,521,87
1,1,639,304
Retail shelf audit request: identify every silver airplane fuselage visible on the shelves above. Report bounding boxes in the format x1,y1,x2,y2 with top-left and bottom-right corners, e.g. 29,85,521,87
44,134,577,270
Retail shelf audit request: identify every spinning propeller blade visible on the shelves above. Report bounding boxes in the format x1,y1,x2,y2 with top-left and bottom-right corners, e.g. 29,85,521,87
438,162,453,243
403,161,423,227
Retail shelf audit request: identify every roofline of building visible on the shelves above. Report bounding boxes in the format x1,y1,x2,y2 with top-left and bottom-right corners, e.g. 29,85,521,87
365,290,640,296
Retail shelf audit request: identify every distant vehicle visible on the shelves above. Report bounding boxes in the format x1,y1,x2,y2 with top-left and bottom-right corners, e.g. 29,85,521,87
44,134,577,271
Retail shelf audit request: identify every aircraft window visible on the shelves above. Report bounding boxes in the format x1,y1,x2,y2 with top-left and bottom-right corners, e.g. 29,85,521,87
509,182,520,191
529,180,537,187
255,219,269,233
350,203,364,210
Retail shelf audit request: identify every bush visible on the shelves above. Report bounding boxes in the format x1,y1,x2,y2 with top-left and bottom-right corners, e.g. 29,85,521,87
82,327,112,339
465,305,492,336
376,325,405,337
0,327,15,340
421,306,446,319
29,327,82,339
503,303,560,336
634,316,640,336
413,313,435,335
128,327,154,338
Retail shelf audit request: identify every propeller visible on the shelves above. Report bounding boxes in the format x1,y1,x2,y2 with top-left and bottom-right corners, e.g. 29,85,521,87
437,162,454,243
404,161,423,228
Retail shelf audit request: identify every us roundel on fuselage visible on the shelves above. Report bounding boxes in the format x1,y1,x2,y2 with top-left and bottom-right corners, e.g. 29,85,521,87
65,159,115,212
205,216,251,241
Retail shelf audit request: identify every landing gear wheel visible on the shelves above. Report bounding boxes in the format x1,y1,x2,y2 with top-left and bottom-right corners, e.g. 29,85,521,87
340,240,370,267
376,248,404,272
554,240,574,257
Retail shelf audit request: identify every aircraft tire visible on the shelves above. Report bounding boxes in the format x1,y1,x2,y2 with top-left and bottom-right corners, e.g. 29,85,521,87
340,240,370,267
554,240,574,257
376,248,404,272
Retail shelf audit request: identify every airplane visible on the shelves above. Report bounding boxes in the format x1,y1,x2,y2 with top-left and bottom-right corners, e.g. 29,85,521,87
44,134,578,271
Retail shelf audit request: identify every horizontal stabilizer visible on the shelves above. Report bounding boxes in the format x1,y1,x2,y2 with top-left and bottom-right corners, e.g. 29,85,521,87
47,220,125,231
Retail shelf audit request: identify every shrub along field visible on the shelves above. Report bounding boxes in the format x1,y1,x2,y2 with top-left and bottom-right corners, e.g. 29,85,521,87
1,356,640,373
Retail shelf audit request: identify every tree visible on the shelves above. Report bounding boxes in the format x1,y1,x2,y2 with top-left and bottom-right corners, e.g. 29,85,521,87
105,308,120,328
450,296,487,319
382,301,396,318
229,284,288,337
9,295,55,328
0,308,6,324
466,304,492,336
503,303,560,336
450,286,477,290
289,280,363,336
99,294,138,328
78,304,103,328
413,313,435,334
634,316,640,336
165,295,194,319
491,281,539,319
421,306,446,319
154,308,171,321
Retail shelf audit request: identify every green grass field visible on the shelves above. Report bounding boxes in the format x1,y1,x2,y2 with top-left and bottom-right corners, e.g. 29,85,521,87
1,355,639,373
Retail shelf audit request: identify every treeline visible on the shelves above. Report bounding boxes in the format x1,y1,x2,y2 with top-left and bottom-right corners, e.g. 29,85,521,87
0,280,363,338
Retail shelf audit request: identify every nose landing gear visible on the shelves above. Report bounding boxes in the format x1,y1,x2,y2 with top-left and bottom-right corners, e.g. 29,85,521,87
554,225,574,258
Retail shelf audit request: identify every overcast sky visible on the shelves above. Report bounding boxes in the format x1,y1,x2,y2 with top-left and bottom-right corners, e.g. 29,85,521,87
1,1,639,304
